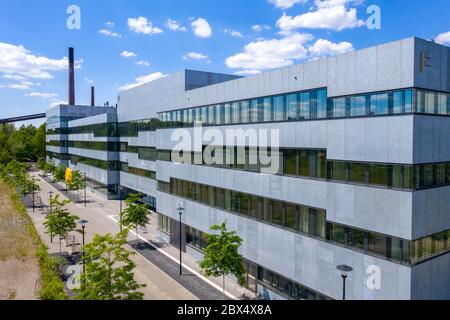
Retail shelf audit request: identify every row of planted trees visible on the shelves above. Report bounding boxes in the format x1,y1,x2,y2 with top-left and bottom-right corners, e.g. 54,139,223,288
42,192,147,300
41,188,246,300
31,160,245,300
37,159,86,194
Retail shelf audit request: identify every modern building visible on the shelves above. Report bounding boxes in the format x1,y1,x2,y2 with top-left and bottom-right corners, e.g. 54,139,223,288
46,37,450,300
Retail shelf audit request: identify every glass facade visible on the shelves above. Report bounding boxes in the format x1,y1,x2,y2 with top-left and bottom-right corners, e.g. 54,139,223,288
157,147,450,191
157,88,450,129
168,177,447,265
120,162,156,180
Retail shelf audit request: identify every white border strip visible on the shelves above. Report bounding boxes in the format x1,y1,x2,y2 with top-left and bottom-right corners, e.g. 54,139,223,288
107,215,238,300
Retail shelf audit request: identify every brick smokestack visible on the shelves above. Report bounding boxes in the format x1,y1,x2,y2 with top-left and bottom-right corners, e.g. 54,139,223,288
68,47,75,105
91,86,95,107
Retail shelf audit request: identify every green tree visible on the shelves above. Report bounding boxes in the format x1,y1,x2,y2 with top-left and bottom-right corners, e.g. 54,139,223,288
53,164,66,183
67,170,86,195
43,194,79,252
120,193,151,242
43,161,55,177
76,230,145,300
200,221,246,299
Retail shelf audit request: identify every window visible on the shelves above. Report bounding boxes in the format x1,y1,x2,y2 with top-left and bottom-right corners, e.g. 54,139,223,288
286,94,298,120
283,149,297,175
224,104,231,124
299,150,309,177
272,201,284,226
208,105,215,125
331,162,348,181
215,105,222,125
349,228,366,250
349,163,366,184
328,224,346,244
368,233,387,256
241,101,250,123
231,102,240,124
249,196,259,219
285,204,297,230
369,164,389,187
332,98,346,117
393,91,404,114
250,99,259,123
263,97,273,122
263,199,272,223
299,207,309,234
317,89,327,118
273,96,286,121
350,96,366,116
299,92,310,120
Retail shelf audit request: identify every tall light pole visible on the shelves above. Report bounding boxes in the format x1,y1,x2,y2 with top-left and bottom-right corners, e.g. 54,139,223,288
48,191,54,243
83,172,87,207
119,187,124,232
177,206,185,276
337,265,353,300
79,220,89,274
32,176,35,213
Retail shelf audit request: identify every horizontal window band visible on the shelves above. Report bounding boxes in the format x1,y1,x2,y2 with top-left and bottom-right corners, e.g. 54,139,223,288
165,177,450,266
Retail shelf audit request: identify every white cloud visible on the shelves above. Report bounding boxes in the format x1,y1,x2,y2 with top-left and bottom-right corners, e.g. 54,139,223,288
3,74,26,81
308,38,354,57
166,19,187,32
268,0,307,9
191,18,212,38
98,29,122,38
183,52,208,60
224,29,244,38
225,33,313,71
436,31,450,45
0,42,71,80
315,0,364,8
235,69,262,76
252,25,271,33
277,4,365,33
26,92,58,98
50,100,67,108
136,60,150,66
105,21,115,27
120,51,137,58
119,72,167,91
128,17,163,35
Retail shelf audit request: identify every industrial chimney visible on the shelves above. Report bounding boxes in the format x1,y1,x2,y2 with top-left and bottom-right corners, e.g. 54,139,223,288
68,47,75,106
90,86,95,107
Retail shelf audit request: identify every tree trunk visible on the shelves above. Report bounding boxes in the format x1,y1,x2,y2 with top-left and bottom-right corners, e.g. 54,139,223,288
136,225,139,243
223,273,226,300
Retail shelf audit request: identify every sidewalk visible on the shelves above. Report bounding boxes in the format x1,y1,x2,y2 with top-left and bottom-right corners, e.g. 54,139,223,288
29,172,256,301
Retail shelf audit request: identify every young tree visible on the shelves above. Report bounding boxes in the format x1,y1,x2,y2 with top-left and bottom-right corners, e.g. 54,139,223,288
120,193,151,242
67,170,86,195
43,162,55,177
200,221,246,299
76,230,145,300
43,194,79,252
53,165,66,183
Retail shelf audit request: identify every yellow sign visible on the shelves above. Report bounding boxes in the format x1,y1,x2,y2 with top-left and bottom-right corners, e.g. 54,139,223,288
65,167,73,183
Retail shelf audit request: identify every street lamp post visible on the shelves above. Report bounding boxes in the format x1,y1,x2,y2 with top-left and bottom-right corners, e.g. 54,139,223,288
79,220,89,274
177,207,185,276
337,265,353,300
84,172,87,207
48,191,54,243
32,176,35,213
119,187,124,232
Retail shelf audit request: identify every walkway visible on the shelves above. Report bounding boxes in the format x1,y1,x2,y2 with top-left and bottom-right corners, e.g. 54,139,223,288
28,172,255,301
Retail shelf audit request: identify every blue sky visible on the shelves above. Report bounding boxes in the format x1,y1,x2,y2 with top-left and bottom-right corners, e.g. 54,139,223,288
0,0,449,126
